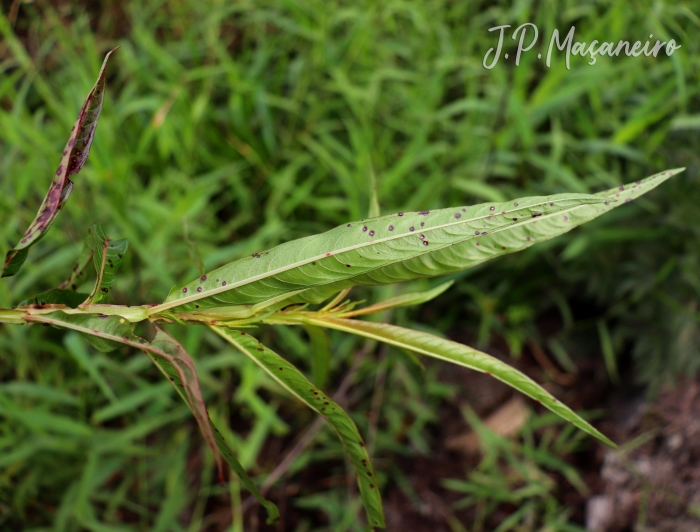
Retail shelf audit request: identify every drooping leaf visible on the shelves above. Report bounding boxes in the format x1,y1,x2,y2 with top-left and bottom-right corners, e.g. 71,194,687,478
211,326,386,529
148,353,280,525
306,316,616,448
22,312,233,504
2,47,119,278
154,169,681,314
84,224,128,304
147,328,224,484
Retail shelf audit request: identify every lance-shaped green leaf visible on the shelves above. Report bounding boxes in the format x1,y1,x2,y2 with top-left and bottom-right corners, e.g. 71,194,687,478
211,326,386,529
83,224,128,304
2,47,119,278
288,168,685,304
148,351,280,525
154,169,681,314
341,281,453,318
305,317,616,448
21,312,225,486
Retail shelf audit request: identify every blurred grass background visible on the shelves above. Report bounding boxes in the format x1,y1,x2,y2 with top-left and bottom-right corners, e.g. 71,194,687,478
1,0,699,530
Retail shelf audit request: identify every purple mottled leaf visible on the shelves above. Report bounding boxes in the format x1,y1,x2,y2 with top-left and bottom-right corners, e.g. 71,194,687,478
2,47,119,278
148,327,225,482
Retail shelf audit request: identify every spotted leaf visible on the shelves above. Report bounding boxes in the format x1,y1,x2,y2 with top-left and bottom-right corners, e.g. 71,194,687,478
155,169,681,314
2,47,118,278
211,326,386,529
308,316,616,447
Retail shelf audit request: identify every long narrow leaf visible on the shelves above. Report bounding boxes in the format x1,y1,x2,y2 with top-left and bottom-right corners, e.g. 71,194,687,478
2,48,119,277
22,312,226,489
342,281,453,318
211,326,386,529
306,317,616,448
155,169,681,313
147,353,280,525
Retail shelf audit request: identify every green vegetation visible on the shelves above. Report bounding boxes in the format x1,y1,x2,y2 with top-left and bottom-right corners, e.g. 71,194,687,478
1,1,698,530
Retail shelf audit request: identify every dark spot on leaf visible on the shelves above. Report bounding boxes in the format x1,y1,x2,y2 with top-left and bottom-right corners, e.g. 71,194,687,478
346,264,351,267
101,288,108,293
312,261,316,265
200,275,207,282
501,246,506,250
526,237,531,241
222,281,227,286
347,223,351,227
369,230,375,237
409,226,415,231
420,222,425,227
197,287,202,292
419,210,430,215
367,472,372,476
257,348,264,352
398,212,404,216
454,213,461,219
489,206,495,211
362,226,368,232
182,287,188,293
388,225,394,231
419,234,425,240
279,367,283,371
423,240,429,246
619,185,625,191
531,212,542,218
